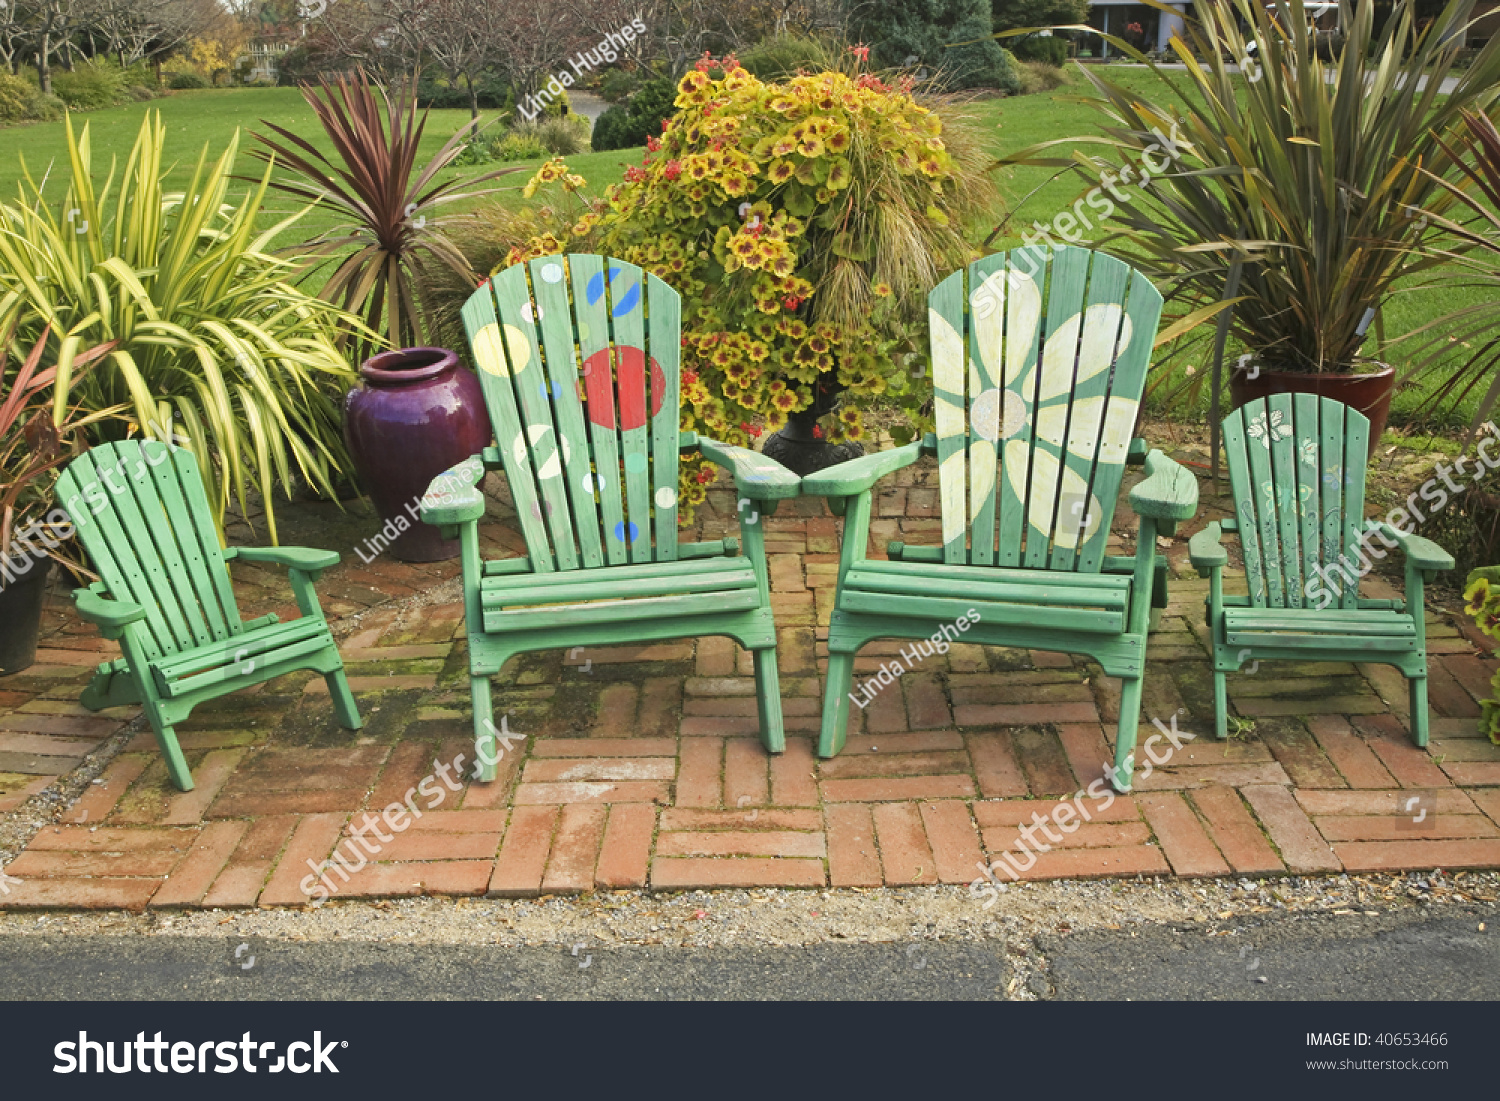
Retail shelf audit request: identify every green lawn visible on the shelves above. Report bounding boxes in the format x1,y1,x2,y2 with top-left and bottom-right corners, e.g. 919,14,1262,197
0,74,1489,430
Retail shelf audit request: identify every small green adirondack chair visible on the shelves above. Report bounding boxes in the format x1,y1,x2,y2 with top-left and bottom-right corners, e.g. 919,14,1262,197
803,245,1198,791
57,440,361,791
1189,395,1454,743
419,254,800,779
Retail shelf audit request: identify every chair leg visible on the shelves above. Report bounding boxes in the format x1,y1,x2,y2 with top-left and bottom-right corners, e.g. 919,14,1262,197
751,646,786,755
1111,675,1145,793
325,668,363,730
79,662,140,711
1213,668,1229,741
1409,675,1430,748
146,708,194,793
819,650,857,758
1149,557,1170,634
471,673,498,783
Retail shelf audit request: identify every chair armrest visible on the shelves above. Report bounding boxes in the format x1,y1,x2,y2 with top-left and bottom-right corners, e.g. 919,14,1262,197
1129,449,1199,522
1188,521,1228,575
73,585,146,639
801,440,924,498
232,546,340,572
1371,523,1454,571
418,455,488,526
694,437,801,500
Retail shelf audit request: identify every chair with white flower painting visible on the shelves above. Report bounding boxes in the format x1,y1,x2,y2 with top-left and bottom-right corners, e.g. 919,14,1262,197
1189,394,1453,743
803,245,1199,791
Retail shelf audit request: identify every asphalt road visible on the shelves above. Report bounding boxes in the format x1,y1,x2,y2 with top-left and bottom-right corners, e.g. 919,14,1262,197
0,906,1492,1000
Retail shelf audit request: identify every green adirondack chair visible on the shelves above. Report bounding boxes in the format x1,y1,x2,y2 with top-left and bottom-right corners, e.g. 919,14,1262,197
57,439,361,791
418,254,800,780
1189,395,1454,743
803,245,1198,791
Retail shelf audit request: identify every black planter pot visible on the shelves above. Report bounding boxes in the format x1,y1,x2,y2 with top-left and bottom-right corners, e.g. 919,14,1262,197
0,554,53,675
760,382,864,478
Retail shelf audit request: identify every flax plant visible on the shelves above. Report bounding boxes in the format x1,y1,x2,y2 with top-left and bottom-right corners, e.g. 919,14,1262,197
0,113,367,542
998,0,1500,376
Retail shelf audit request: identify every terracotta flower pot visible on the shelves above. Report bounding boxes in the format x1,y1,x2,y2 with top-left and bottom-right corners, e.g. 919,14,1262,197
0,554,52,675
1228,361,1395,458
343,348,492,563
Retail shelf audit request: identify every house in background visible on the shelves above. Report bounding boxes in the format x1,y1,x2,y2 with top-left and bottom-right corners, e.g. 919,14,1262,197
1081,1,1498,58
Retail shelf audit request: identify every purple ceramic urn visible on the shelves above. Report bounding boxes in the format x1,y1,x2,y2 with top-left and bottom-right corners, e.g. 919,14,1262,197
343,347,492,562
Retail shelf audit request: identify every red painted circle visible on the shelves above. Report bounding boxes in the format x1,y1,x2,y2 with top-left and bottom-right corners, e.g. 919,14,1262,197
581,349,668,430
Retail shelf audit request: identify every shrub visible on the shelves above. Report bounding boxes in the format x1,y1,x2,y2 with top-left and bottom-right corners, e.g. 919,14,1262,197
0,73,35,121
168,70,209,90
845,0,1020,91
738,33,837,81
1011,35,1069,66
505,60,997,514
1014,58,1069,94
493,132,548,161
597,67,640,103
591,77,675,151
524,114,590,155
590,105,635,151
28,93,65,122
127,84,159,101
52,61,126,108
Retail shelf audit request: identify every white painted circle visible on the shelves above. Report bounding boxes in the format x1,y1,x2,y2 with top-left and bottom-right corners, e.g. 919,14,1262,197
970,388,1002,441
583,472,608,494
521,301,543,323
540,262,564,284
655,486,677,509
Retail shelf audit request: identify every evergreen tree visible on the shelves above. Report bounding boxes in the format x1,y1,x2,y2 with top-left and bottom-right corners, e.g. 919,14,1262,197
844,0,1019,91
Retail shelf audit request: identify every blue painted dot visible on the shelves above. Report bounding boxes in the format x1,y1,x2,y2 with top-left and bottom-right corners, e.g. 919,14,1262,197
586,266,626,306
539,380,564,400
612,282,641,317
624,452,648,473
614,520,640,543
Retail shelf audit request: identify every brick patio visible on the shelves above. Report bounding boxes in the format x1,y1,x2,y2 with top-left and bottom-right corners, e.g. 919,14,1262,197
3,440,1500,911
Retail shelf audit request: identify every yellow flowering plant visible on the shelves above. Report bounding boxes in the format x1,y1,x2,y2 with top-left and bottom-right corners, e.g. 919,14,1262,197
506,54,994,513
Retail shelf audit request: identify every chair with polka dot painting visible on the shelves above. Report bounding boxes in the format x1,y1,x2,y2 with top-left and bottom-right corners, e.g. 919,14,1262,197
419,254,800,778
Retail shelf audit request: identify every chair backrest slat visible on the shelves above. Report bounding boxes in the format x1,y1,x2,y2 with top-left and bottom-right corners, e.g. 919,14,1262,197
928,245,1162,573
1293,393,1324,606
603,261,656,564
529,257,606,569
963,255,1007,566
465,254,683,570
57,440,242,661
1221,395,1369,609
931,271,969,565
1338,404,1371,611
647,277,683,559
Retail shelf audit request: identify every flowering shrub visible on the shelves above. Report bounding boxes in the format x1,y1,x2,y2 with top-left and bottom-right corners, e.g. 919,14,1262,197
505,54,993,514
